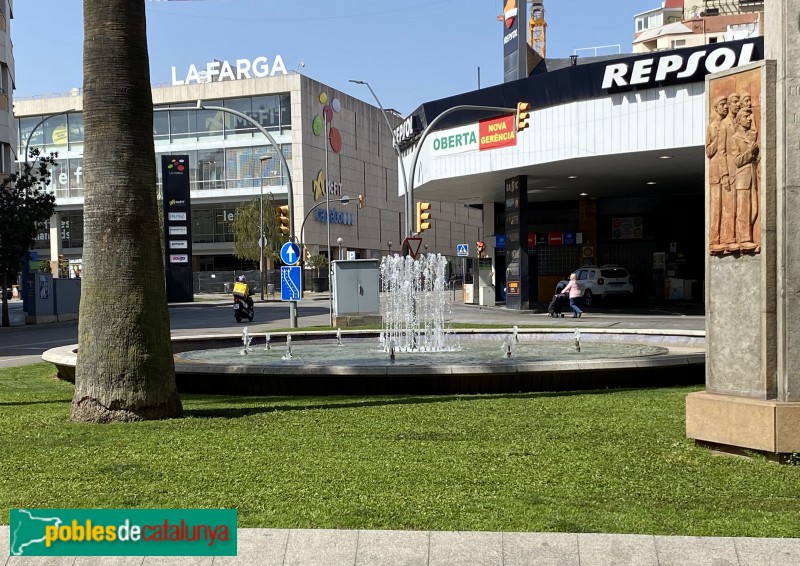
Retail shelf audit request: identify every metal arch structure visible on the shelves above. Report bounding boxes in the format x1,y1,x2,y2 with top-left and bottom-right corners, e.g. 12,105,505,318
406,105,517,238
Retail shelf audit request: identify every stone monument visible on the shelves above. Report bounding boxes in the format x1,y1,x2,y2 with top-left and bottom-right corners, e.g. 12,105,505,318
686,2,800,458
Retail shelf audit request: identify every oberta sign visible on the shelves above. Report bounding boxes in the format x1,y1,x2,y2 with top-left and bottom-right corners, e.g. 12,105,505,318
171,56,287,86
431,115,517,156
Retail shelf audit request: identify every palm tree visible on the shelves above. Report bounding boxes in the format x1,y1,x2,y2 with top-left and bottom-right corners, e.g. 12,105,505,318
72,0,182,422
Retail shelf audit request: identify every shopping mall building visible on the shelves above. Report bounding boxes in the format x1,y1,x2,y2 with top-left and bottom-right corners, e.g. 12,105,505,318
14,59,481,275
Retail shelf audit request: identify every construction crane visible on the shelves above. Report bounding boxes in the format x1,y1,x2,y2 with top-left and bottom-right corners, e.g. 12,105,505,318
529,1,547,58
498,1,547,58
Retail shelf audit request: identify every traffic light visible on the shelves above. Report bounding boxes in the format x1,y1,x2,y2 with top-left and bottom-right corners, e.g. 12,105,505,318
415,201,432,234
358,194,365,209
276,205,290,235
516,101,531,132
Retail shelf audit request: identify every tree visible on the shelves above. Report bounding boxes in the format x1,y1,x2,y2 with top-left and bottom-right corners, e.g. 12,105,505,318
72,0,182,422
230,197,287,265
307,254,329,278
0,150,57,327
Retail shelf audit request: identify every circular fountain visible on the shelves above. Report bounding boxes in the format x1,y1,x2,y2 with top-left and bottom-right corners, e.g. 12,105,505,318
42,254,705,395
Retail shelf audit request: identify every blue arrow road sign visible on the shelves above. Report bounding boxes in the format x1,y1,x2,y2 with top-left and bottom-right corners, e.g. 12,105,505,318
457,244,469,257
280,242,301,266
281,266,302,301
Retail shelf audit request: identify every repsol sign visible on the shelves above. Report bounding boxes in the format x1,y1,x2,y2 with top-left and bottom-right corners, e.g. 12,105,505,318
601,40,758,91
393,115,421,149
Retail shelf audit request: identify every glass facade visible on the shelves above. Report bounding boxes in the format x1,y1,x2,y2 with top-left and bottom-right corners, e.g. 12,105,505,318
34,206,240,247
19,92,293,198
19,93,292,153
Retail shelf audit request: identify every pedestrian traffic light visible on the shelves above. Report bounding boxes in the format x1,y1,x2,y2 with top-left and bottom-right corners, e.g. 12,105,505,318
415,201,432,234
358,194,365,209
276,205,290,235
516,101,531,132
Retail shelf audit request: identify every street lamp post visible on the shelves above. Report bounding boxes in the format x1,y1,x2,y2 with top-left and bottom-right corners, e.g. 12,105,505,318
258,155,271,301
337,237,344,261
349,80,411,238
298,196,350,252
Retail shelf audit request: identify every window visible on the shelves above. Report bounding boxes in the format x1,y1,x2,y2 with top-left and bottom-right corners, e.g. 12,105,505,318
224,98,255,138
61,212,84,249
191,207,235,244
67,113,84,151
196,149,225,190
251,95,282,131
670,39,686,49
709,36,719,43
19,116,44,154
168,103,195,140
196,99,224,140
153,106,170,142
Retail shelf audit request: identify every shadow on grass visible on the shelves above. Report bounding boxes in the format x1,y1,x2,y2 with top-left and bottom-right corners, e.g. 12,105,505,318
182,387,679,419
0,399,71,407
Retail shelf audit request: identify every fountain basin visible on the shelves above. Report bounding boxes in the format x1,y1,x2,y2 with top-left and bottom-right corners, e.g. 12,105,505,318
43,329,705,396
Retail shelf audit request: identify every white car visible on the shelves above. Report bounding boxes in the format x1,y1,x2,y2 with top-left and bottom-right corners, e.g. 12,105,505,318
560,265,634,306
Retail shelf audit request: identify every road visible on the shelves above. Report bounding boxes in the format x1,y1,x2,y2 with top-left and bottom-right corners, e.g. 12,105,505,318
0,295,705,368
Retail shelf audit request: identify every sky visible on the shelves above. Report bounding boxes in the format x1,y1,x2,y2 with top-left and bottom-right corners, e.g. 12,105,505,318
12,0,660,116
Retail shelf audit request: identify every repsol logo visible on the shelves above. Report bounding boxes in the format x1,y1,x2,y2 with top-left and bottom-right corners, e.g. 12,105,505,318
394,115,420,147
504,28,518,45
601,41,757,91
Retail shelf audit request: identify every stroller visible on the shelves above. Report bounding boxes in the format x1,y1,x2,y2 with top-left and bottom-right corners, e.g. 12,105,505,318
548,281,568,318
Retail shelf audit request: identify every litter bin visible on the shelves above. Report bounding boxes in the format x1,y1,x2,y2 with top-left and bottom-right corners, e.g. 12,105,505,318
267,283,275,299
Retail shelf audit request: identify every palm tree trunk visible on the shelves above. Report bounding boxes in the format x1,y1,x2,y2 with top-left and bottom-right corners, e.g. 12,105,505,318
73,0,182,422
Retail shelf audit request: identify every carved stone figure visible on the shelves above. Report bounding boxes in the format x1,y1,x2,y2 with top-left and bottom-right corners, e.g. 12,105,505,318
707,96,729,254
729,107,760,252
707,88,760,256
718,93,742,249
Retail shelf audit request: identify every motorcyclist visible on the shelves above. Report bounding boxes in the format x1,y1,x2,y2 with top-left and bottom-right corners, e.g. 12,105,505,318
232,275,254,309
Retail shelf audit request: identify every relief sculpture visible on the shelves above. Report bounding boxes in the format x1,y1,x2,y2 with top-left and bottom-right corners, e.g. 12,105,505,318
707,71,761,255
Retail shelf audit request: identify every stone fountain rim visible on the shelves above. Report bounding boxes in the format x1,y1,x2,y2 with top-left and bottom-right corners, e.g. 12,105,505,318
42,328,705,382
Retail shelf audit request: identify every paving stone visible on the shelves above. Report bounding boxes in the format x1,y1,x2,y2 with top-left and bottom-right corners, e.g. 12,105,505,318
355,530,429,566
141,557,212,566
653,535,738,565
734,537,800,566
75,558,143,566
577,533,658,566
210,528,287,566
429,531,503,566
283,529,358,566
503,532,580,566
0,526,8,566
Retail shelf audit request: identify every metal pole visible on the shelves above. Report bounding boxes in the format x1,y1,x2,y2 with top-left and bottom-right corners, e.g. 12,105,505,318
325,117,332,326
259,155,270,301
349,80,411,238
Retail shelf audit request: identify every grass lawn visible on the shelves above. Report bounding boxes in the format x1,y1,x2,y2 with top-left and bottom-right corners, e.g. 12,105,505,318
2,363,799,536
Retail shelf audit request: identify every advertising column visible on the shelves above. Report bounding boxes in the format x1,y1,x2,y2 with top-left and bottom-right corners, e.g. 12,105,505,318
161,155,193,303
501,0,528,83
504,175,529,310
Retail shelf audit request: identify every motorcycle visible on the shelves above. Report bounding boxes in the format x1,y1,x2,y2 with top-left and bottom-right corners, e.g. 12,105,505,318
233,293,254,323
